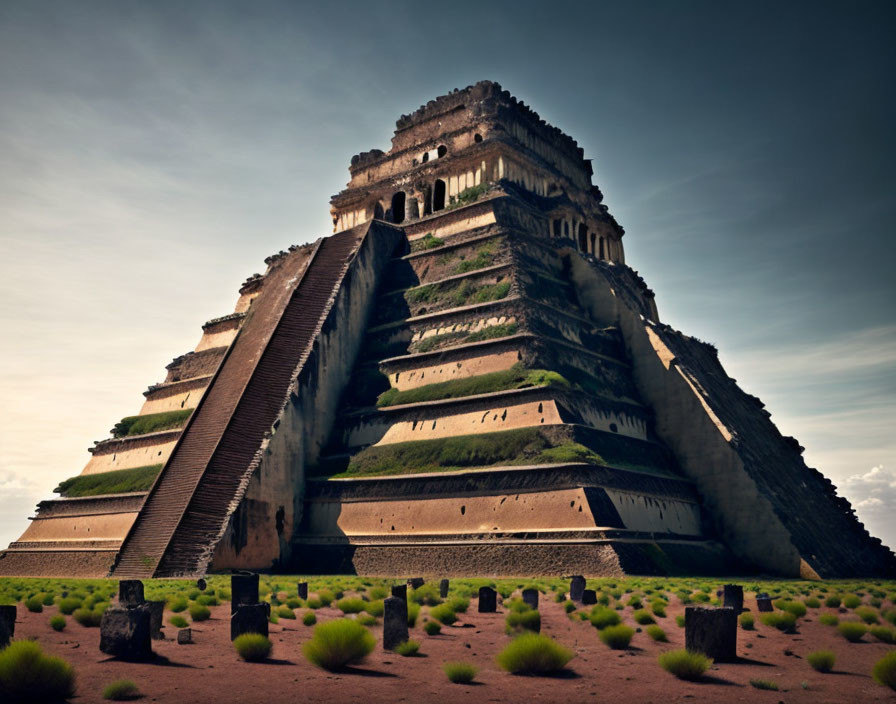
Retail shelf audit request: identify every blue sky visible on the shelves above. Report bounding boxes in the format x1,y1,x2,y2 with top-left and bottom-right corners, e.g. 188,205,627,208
1,0,894,550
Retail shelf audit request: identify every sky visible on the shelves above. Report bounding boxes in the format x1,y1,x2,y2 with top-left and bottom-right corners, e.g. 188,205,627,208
0,0,894,553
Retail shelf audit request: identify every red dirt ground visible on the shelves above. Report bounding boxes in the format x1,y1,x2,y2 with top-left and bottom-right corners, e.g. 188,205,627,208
12,595,896,703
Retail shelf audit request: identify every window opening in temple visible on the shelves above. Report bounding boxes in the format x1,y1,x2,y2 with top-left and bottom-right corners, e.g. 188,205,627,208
474,133,483,143
373,202,384,220
422,152,429,163
578,223,588,251
433,179,446,212
552,220,561,237
437,145,447,158
599,237,605,260
390,192,406,224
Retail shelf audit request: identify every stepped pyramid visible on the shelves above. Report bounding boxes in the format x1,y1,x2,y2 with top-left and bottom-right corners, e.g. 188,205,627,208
2,81,894,579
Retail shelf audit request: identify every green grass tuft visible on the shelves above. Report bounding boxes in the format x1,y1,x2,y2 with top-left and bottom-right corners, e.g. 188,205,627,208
750,679,779,691
336,597,366,614
633,609,655,625
394,640,420,657
505,609,541,634
54,465,162,497
169,615,188,628
233,633,272,662
588,607,621,630
443,661,478,684
424,620,442,636
49,614,66,631
869,626,895,644
599,624,635,650
73,608,103,627
837,621,868,642
102,679,140,700
658,649,712,681
188,603,210,622
276,606,296,619
818,613,839,626
112,409,192,438
0,640,76,703
739,612,755,630
495,633,574,674
874,651,896,692
303,619,375,671
646,625,667,642
760,611,797,633
302,611,317,626
807,650,836,673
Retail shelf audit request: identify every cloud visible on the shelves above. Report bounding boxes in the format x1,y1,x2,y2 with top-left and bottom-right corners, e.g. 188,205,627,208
839,466,896,549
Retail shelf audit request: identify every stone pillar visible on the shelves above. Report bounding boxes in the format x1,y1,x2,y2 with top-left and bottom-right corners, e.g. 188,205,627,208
723,585,744,613
569,576,586,602
100,606,153,661
756,594,773,612
177,628,192,645
406,197,420,221
146,601,165,640
478,586,497,613
383,596,409,650
391,584,407,601
231,573,259,614
439,579,450,599
298,582,308,601
407,578,425,590
118,580,145,607
0,604,16,649
196,578,207,592
582,590,597,606
522,588,539,610
685,606,737,663
231,603,270,641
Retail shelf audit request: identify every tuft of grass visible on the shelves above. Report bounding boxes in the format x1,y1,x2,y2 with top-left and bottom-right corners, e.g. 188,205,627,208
775,600,808,618
761,611,797,633
424,620,442,636
102,679,140,701
413,233,445,251
855,606,879,624
407,602,421,628
302,611,317,626
818,613,839,626
364,600,384,617
495,633,574,674
112,409,192,438
453,244,498,274
825,595,842,608
233,633,272,662
429,604,457,625
807,650,836,673
168,596,188,613
0,640,76,703
750,679,779,691
633,609,656,625
843,594,862,609
24,596,43,613
443,661,478,684
739,613,755,630
675,614,685,628
169,616,188,628
73,608,103,627
49,614,66,631
188,603,210,622
394,640,420,657
658,649,712,681
804,596,821,608
303,619,375,671
873,651,896,692
357,614,377,627
277,606,296,620
505,609,541,634
57,597,82,615
54,464,162,497
646,625,667,642
599,624,635,650
336,598,366,614
589,607,621,630
837,621,868,642
869,626,895,644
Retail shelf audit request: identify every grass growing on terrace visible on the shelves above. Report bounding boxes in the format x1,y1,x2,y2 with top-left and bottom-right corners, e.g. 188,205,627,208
111,409,192,438
338,427,605,478
53,464,162,497
375,365,568,407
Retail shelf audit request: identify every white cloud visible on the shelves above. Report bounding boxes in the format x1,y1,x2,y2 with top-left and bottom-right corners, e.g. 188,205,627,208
839,465,896,550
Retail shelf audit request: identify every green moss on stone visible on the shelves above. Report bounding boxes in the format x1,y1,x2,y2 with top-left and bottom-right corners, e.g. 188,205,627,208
112,409,192,438
54,465,162,497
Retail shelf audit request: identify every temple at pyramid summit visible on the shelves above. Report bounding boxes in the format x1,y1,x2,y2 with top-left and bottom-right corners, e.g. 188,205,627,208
2,81,894,580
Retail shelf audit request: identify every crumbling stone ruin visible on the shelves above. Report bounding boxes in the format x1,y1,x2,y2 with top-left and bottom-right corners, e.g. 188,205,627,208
1,81,894,579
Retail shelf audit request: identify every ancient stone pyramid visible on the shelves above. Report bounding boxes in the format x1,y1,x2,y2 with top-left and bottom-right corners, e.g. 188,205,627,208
2,81,894,579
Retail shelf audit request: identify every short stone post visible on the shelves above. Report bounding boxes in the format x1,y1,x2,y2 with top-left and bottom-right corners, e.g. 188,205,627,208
298,582,308,600
0,604,16,649
756,594,773,612
196,578,207,592
231,603,270,641
685,606,737,663
146,600,165,640
231,573,259,614
391,584,407,601
177,628,192,645
439,579,450,599
582,589,597,605
569,575,586,602
383,596,409,650
723,584,744,614
100,605,153,661
522,588,539,610
118,580,145,607
407,577,425,590
478,586,497,613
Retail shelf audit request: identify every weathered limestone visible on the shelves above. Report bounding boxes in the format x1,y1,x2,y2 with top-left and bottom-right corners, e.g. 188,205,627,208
439,579,450,598
298,582,308,600
177,628,192,644
383,596,409,650
231,603,270,641
684,606,737,663
0,605,15,648
723,584,744,614
522,588,539,609
478,586,497,613
100,606,152,661
118,579,144,607
231,573,259,614
570,576,586,602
